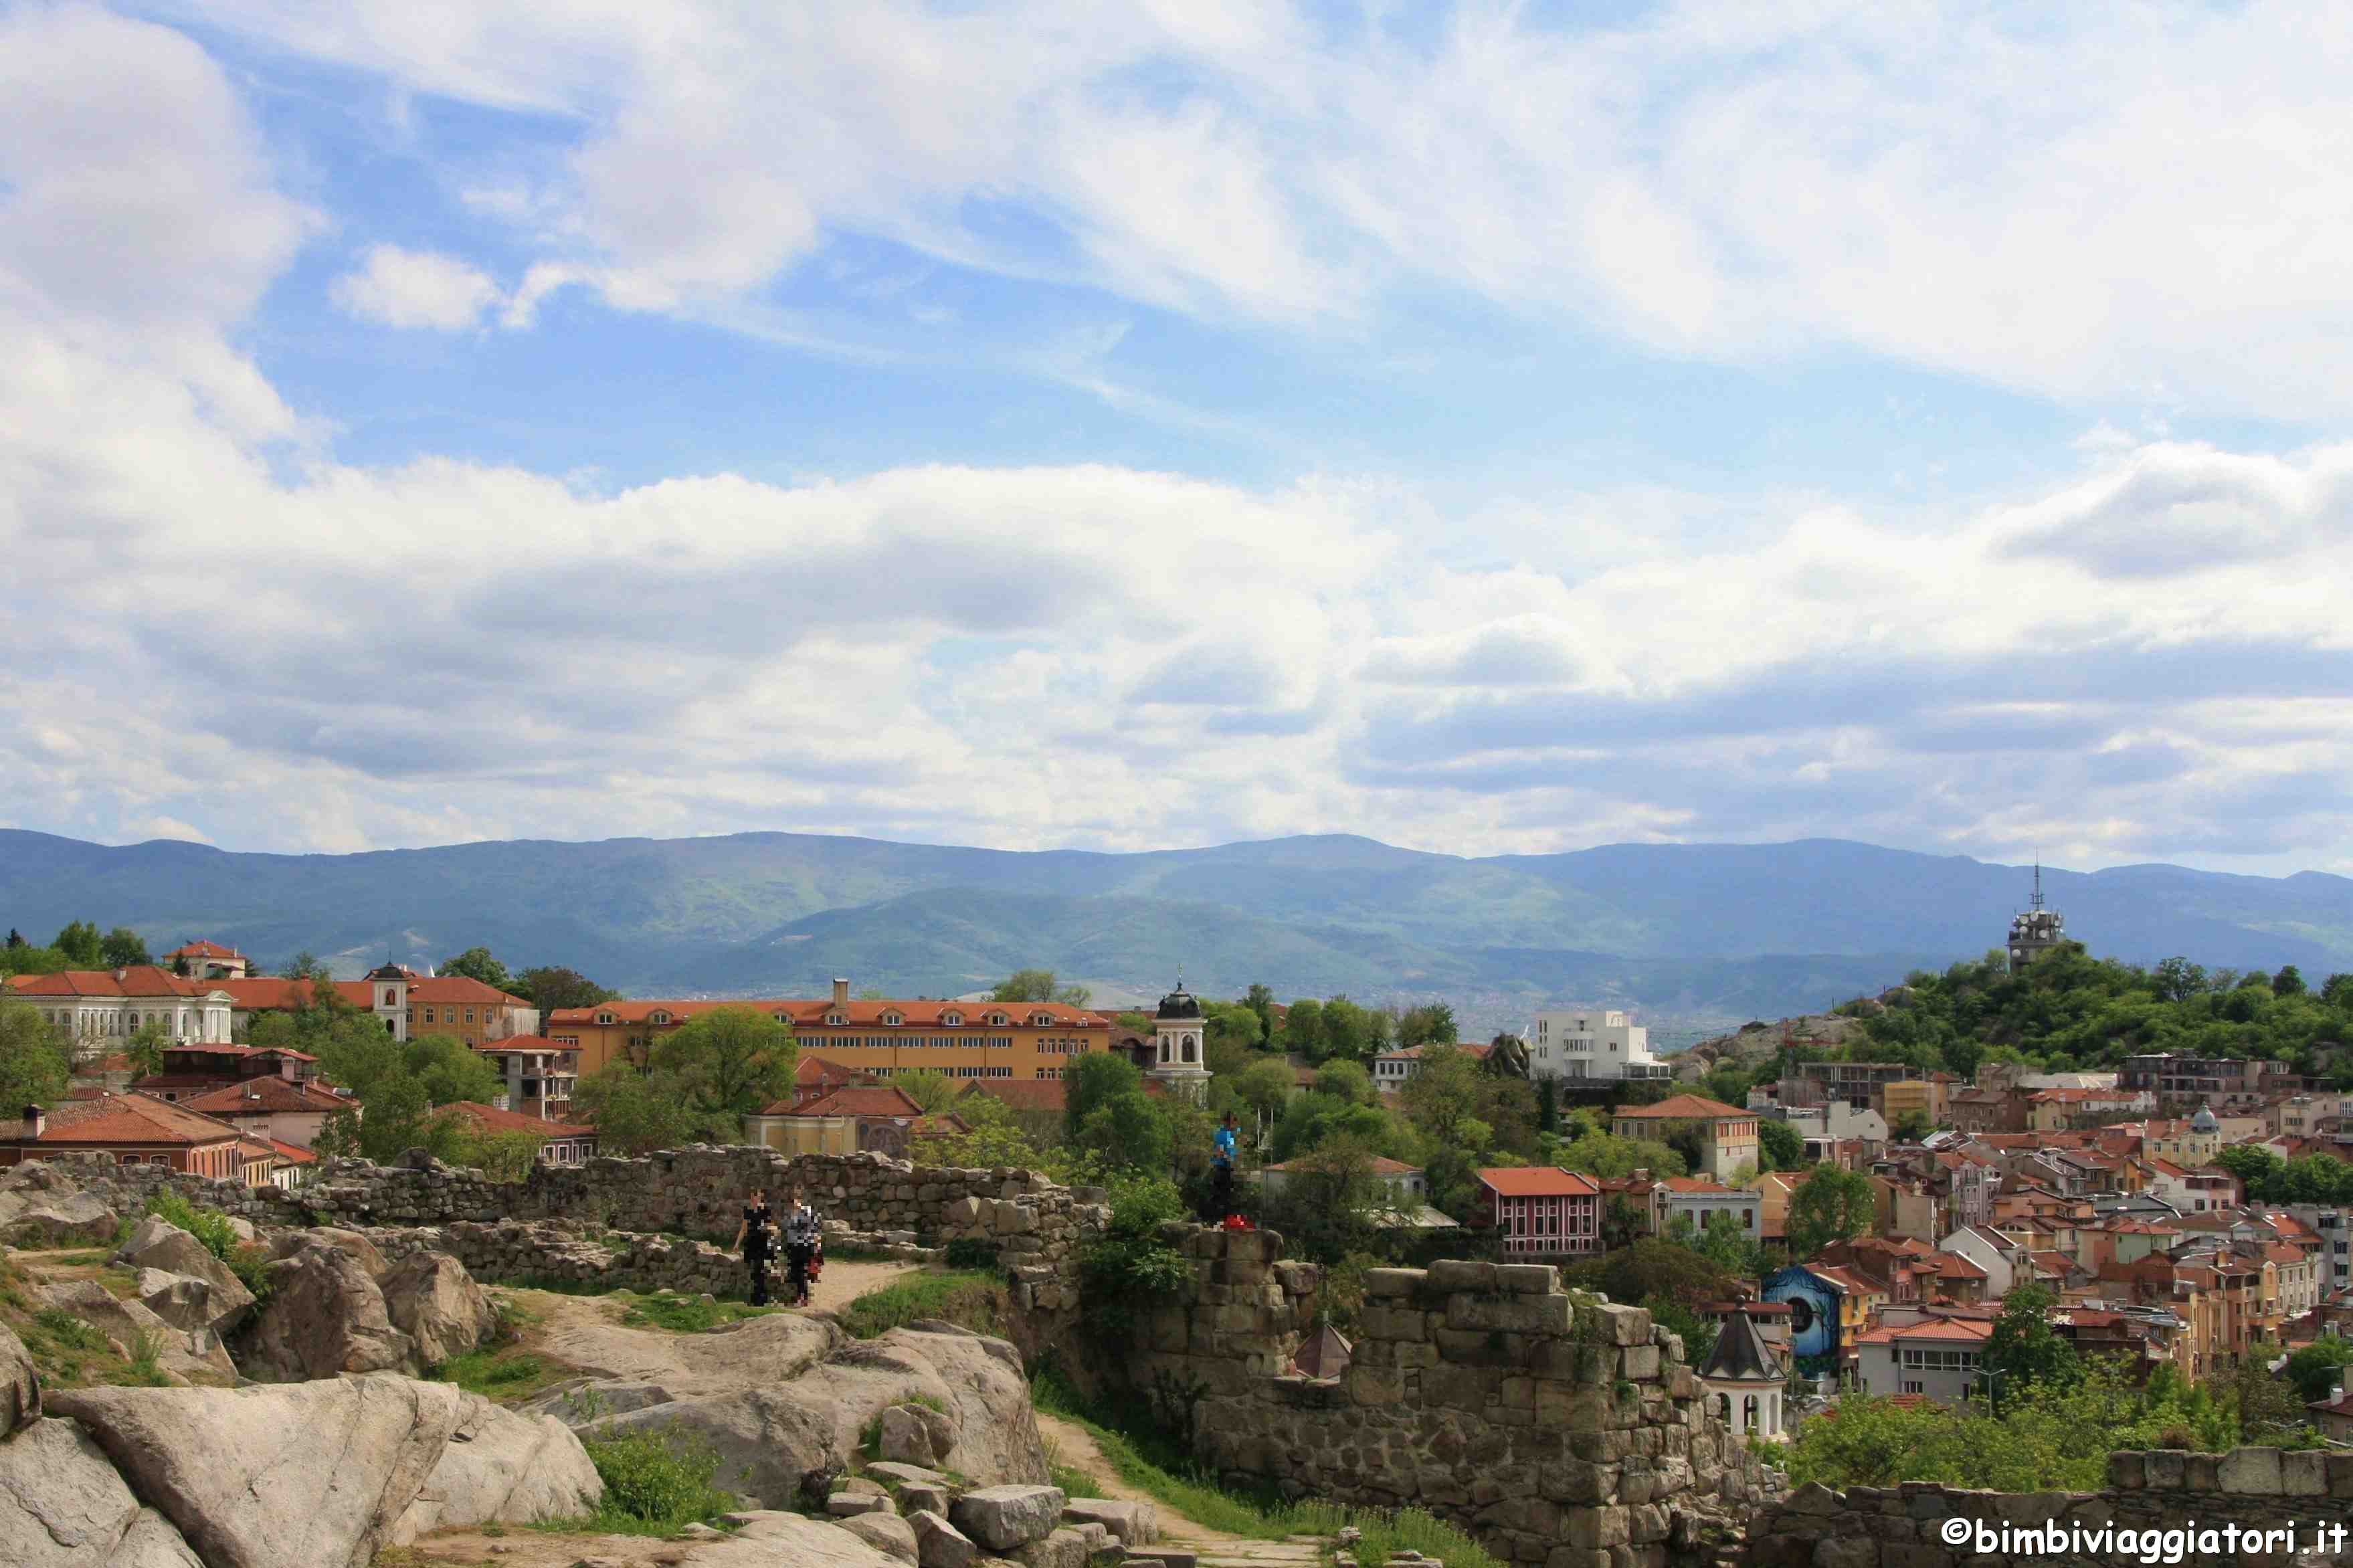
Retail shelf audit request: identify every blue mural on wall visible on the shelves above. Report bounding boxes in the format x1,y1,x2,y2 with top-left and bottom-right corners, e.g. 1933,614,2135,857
1762,1264,1842,1379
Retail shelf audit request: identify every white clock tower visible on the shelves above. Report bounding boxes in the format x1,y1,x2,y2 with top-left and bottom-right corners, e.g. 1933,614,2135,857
1146,975,1212,1104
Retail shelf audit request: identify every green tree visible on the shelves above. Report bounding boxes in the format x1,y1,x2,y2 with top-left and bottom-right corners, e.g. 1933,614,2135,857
2273,965,2307,997
280,949,320,981
0,997,71,1110
2284,1335,2353,1403
98,927,151,967
1318,996,1371,1063
2321,972,2353,1008
895,1070,959,1114
1314,1059,1374,1105
573,1064,702,1155
1889,1108,1934,1143
53,921,102,967
1283,998,1325,1061
2153,956,2207,1003
992,969,1091,1006
1394,1003,1457,1049
1065,1052,1148,1143
1685,1209,1764,1278
1243,983,1277,1043
1233,1058,1296,1133
1756,1118,1803,1171
648,1005,797,1129
1076,1088,1172,1175
516,965,620,1014
1784,1165,1875,1259
1980,1284,2079,1401
438,947,515,993
2213,1143,2285,1202
124,1019,171,1079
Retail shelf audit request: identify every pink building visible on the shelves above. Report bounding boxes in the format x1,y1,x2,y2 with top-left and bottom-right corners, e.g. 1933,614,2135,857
1476,1167,1603,1256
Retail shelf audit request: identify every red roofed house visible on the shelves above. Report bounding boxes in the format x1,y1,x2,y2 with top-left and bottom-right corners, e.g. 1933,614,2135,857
1612,1094,1760,1181
5,967,236,1048
174,1075,355,1150
473,1036,579,1122
1261,1155,1427,1206
1659,1176,1762,1238
1475,1167,1602,1256
1853,1316,1992,1405
0,1092,248,1178
440,1102,599,1165
743,1083,967,1161
214,965,538,1048
161,940,252,979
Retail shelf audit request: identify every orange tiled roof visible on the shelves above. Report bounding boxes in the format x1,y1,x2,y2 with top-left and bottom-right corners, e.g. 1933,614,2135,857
403,975,531,1006
550,997,1104,1028
5,966,221,999
441,1101,591,1138
1613,1094,1748,1120
177,1078,351,1115
760,1085,929,1118
472,1035,577,1054
961,1079,1068,1112
1479,1166,1601,1198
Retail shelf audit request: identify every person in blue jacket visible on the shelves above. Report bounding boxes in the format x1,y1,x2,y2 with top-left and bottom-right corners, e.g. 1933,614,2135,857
1211,1110,1239,1219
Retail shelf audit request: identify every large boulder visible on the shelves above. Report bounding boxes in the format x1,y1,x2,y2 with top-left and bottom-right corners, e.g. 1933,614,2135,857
113,1219,255,1333
1,1190,122,1248
387,1391,603,1543
0,1416,203,1568
48,1373,466,1568
1062,1498,1157,1545
236,1243,415,1380
582,1326,1044,1508
949,1486,1066,1552
379,1250,495,1367
907,1508,979,1568
878,1401,957,1467
837,1509,921,1563
270,1228,386,1278
694,1510,913,1568
2,1319,37,1435
38,1280,236,1383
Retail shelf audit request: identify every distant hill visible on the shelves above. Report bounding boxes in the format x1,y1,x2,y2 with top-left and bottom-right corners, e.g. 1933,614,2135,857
3,829,2348,1034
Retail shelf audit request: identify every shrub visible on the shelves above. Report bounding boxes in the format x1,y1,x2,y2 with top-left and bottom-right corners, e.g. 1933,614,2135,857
941,1237,1000,1270
110,1331,173,1387
570,1428,737,1534
33,1308,108,1354
143,1191,240,1264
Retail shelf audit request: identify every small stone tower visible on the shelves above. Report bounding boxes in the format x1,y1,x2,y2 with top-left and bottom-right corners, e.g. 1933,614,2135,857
2006,860,2067,973
1147,975,1213,1104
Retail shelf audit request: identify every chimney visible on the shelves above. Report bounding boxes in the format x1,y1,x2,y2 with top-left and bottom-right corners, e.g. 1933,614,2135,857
114,968,128,983
21,1104,43,1143
832,977,850,1009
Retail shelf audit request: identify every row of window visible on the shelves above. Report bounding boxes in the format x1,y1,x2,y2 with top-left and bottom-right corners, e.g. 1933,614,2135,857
1897,1348,1980,1369
593,1007,1072,1030
868,1064,1014,1079
35,1008,217,1035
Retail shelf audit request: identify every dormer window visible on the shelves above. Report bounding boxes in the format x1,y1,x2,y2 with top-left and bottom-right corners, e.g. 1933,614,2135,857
595,1011,616,1025
648,1010,670,1025
942,1010,963,1026
773,1011,791,1023
882,1011,903,1027
1032,1012,1052,1028
987,1011,1008,1027
826,1012,847,1026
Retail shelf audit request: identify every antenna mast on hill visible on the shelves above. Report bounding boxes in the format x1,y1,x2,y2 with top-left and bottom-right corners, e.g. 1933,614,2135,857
2031,854,2044,912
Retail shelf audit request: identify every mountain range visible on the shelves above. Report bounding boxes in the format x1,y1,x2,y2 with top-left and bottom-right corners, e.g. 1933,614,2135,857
4,829,2349,1036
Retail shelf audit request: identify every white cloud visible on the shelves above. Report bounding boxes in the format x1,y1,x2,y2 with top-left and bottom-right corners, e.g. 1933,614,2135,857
173,1,2353,417
331,245,503,330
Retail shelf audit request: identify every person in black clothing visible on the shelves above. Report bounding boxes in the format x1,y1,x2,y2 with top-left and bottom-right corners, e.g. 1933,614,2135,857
732,1187,775,1307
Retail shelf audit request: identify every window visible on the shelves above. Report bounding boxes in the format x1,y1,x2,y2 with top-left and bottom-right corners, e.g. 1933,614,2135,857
943,1010,962,1025
826,1012,846,1026
987,1011,1007,1027
595,1011,616,1025
1032,1012,1052,1027
648,1010,670,1025
882,1011,903,1027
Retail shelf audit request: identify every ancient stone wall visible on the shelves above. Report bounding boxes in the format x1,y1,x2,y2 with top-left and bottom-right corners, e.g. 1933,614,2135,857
41,1145,1105,1316
1746,1449,2353,1568
363,1219,748,1299
1126,1226,1776,1568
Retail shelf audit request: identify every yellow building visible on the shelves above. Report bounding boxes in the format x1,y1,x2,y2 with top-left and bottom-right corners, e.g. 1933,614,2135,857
1879,1078,1946,1129
548,978,1110,1081
741,1083,961,1161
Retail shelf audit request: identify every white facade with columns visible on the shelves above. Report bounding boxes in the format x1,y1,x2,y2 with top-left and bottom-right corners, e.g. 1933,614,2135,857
5,967,235,1052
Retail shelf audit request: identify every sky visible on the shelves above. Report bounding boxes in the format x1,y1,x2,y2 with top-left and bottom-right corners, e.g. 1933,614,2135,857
3,1,2351,875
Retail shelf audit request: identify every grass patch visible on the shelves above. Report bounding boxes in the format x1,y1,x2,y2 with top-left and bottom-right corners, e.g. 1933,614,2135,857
430,1348,566,1401
620,1290,779,1334
33,1308,110,1354
839,1270,1007,1339
1030,1371,1503,1568
528,1427,739,1537
45,1249,113,1268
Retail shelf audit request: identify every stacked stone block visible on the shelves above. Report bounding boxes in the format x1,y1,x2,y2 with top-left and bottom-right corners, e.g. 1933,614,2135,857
1129,1228,1773,1568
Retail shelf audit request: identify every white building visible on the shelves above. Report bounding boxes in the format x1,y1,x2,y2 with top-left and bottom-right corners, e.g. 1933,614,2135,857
1660,1177,1763,1238
1527,1009,1672,1081
3,967,236,1051
1779,1102,1889,1146
1854,1317,1992,1404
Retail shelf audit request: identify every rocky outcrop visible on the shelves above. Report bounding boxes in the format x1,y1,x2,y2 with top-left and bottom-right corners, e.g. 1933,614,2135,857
908,1508,978,1568
379,1250,494,1367
38,1280,236,1383
387,1391,603,1543
694,1510,913,1568
1063,1498,1156,1545
578,1324,1045,1508
0,1417,202,1568
2,1320,37,1436
836,1509,920,1563
271,1227,386,1278
236,1242,415,1380
114,1217,256,1335
1,1190,122,1248
48,1375,466,1568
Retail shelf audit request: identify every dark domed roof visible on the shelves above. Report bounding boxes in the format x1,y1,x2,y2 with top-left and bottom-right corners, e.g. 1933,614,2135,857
1155,987,1202,1021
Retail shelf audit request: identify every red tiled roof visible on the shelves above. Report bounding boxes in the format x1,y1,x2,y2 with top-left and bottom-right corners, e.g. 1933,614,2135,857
959,1079,1067,1112
548,997,1103,1029
5,966,222,999
212,977,378,1011
441,1101,592,1138
262,1137,317,1165
1664,1177,1743,1194
164,941,244,960
9,1092,242,1148
177,1078,351,1115
403,975,531,1007
473,1035,577,1054
759,1085,928,1118
1614,1094,1748,1120
1478,1167,1601,1198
